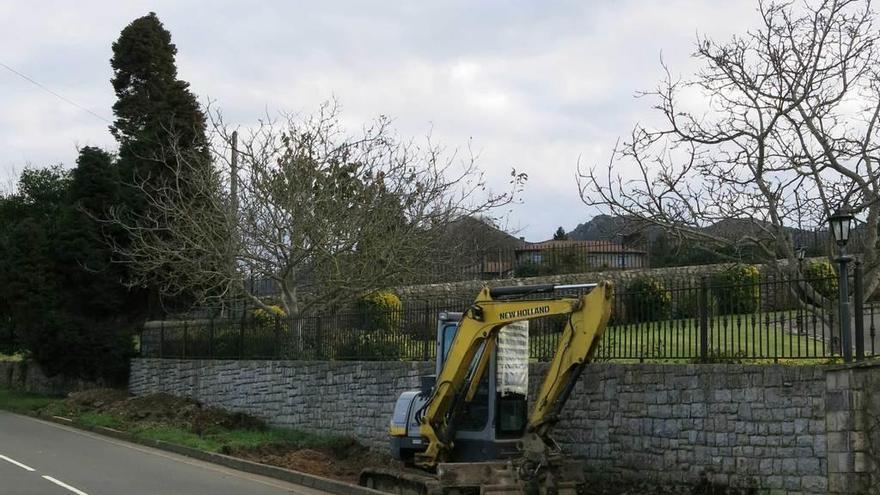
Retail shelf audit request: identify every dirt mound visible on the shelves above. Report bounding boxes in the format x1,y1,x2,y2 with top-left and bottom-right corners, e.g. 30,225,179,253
47,390,266,433
233,444,392,483
104,393,266,432
67,388,130,408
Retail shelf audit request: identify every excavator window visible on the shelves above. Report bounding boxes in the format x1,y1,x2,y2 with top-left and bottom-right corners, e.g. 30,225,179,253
458,370,489,431
440,323,457,365
496,393,527,437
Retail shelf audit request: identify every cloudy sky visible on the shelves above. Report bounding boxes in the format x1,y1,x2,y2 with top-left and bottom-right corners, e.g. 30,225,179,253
0,1,760,240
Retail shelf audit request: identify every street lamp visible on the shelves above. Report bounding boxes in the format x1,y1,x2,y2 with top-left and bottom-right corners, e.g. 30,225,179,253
828,207,855,362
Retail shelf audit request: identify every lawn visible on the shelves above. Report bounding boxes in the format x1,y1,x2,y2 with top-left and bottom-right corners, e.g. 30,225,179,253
531,310,833,363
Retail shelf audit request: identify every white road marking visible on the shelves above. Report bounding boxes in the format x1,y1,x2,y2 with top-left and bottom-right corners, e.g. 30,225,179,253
42,476,90,495
6,414,325,494
0,453,35,471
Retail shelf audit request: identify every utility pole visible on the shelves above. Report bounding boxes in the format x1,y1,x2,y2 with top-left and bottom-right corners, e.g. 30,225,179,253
230,130,239,215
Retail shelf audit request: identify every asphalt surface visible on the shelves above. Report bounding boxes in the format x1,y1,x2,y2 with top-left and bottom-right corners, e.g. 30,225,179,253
0,411,329,495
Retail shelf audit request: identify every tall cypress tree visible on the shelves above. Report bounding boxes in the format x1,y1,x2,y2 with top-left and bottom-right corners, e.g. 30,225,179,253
110,12,209,192
110,13,217,312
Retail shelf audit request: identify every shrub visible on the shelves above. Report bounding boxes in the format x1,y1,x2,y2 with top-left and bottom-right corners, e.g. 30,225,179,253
332,291,406,360
357,291,402,333
514,261,543,278
252,305,286,324
710,265,760,315
624,276,671,323
803,260,838,299
334,329,409,361
671,289,701,319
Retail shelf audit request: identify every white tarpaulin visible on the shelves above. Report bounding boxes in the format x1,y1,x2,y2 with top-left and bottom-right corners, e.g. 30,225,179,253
496,321,529,397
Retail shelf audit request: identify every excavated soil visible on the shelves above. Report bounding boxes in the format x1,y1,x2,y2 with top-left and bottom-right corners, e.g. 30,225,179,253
44,389,391,484
231,444,393,484
50,389,265,432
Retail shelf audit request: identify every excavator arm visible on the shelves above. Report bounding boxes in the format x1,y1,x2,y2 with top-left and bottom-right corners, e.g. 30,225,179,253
414,281,613,470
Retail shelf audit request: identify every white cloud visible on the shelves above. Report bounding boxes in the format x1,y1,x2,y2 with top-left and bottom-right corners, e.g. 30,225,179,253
0,0,760,239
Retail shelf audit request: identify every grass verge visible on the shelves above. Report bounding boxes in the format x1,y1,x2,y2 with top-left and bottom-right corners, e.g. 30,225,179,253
0,388,58,413
0,387,359,460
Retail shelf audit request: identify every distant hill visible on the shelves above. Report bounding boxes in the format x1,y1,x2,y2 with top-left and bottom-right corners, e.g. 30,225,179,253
440,216,523,251
568,215,664,242
569,214,823,245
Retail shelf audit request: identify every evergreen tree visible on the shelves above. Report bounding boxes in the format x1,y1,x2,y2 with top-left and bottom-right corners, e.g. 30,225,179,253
56,147,131,316
552,226,568,240
110,12,216,311
110,12,209,192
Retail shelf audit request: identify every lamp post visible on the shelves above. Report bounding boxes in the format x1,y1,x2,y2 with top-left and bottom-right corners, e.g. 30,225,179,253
796,245,806,335
828,207,855,362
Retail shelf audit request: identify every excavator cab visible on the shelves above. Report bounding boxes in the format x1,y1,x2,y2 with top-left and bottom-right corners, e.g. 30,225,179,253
366,281,613,494
390,313,529,462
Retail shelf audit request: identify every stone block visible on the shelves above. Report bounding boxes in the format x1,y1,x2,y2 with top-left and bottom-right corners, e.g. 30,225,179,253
800,475,827,493
827,452,852,474
797,457,820,475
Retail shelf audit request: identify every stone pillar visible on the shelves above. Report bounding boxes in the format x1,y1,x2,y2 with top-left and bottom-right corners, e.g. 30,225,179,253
825,364,878,493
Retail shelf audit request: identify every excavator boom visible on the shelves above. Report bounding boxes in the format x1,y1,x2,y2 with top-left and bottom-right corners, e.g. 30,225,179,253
361,280,614,495
415,281,613,469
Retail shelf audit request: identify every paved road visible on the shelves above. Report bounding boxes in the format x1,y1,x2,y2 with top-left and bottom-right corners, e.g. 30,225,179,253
0,411,329,495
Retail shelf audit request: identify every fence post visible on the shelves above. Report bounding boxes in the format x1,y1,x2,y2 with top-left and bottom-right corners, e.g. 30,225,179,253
274,314,281,360
854,261,865,361
700,276,709,362
314,316,322,359
423,301,431,361
239,308,246,359
209,316,215,359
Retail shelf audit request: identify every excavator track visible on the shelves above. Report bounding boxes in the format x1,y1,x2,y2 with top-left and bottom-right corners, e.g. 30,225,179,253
360,459,586,495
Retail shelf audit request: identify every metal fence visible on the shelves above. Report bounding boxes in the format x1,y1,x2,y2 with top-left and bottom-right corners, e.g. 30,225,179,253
141,268,878,363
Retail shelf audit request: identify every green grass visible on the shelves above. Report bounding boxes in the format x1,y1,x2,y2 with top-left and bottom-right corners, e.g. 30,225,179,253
0,388,58,413
0,386,354,457
530,310,832,363
0,353,23,362
76,411,125,429
129,425,352,454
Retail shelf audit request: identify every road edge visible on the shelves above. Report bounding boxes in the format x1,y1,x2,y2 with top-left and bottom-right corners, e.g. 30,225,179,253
10,410,384,495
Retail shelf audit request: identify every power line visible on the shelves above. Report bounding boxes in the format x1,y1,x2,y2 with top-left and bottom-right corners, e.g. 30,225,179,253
0,60,111,124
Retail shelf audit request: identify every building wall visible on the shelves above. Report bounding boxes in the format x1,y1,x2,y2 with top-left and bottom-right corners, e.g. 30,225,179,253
129,359,880,494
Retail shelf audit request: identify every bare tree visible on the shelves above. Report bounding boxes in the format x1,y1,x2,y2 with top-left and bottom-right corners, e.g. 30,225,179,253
108,102,525,323
579,0,879,301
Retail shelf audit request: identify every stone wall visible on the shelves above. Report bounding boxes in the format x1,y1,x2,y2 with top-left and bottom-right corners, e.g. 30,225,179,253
129,358,880,494
541,363,828,494
129,359,433,449
0,360,100,396
824,362,880,494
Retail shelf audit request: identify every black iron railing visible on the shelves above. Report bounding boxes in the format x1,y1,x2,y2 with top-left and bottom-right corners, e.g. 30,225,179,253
141,268,877,363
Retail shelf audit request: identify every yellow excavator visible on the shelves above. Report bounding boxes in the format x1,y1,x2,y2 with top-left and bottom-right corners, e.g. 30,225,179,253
360,281,613,494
